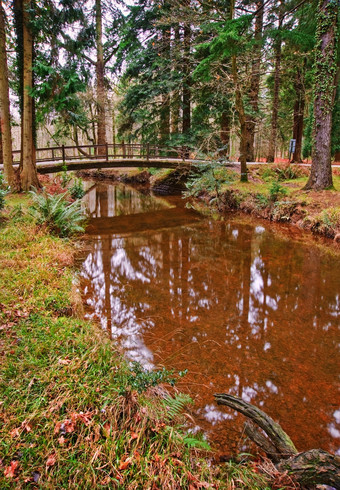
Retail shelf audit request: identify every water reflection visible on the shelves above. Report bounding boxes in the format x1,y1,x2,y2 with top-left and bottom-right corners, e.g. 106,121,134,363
80,183,340,454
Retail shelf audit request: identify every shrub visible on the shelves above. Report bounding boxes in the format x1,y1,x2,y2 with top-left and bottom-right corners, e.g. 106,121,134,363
269,181,287,202
70,178,85,199
275,164,302,181
255,192,269,209
185,163,237,198
29,189,86,237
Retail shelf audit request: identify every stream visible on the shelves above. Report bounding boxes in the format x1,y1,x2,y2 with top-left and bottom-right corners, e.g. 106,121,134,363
79,181,340,456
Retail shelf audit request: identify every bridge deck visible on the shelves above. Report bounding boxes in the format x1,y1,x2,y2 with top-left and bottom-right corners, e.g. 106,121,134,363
1,158,204,175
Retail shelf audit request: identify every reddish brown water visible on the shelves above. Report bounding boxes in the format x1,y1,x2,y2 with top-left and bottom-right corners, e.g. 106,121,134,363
80,182,340,455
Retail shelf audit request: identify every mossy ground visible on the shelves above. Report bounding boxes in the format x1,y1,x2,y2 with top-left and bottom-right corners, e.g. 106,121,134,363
0,194,278,489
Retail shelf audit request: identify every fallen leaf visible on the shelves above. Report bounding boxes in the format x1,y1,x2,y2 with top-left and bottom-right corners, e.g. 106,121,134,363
4,460,19,478
118,457,132,471
103,422,111,437
100,476,111,485
58,358,71,365
133,450,140,462
22,422,32,433
46,453,57,467
58,436,66,445
10,427,20,438
54,422,62,435
130,431,138,440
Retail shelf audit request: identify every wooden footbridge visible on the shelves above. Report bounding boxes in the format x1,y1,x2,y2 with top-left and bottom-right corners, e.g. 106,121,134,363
10,143,205,174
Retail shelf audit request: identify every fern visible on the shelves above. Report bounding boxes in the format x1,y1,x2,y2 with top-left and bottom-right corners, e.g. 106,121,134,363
182,435,210,450
163,393,192,422
29,189,86,237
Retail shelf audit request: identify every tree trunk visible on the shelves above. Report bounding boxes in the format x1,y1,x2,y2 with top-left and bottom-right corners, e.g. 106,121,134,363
246,0,263,162
96,0,106,156
304,0,338,190
0,0,15,187
160,28,170,142
266,6,283,163
20,0,39,191
215,394,340,488
291,68,305,163
171,26,180,135
182,23,191,136
220,110,231,156
232,56,248,182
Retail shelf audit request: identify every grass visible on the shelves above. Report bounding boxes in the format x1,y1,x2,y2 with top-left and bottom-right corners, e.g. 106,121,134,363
0,194,275,489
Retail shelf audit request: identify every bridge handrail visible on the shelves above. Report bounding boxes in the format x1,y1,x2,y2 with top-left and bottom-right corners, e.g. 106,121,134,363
12,143,205,164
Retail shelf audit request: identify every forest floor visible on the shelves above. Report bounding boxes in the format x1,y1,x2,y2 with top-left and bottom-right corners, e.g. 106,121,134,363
0,192,294,488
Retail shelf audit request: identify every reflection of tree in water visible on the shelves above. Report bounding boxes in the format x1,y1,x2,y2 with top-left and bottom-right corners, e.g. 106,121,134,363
83,183,170,218
80,187,340,455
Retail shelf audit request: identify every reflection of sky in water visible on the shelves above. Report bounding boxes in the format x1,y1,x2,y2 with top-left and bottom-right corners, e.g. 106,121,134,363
80,183,340,454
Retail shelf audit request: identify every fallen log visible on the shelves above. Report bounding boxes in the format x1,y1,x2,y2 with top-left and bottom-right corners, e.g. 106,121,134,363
214,393,340,489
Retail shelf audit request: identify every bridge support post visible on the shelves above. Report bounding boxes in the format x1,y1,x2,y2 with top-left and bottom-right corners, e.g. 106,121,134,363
62,145,65,162
146,143,150,162
105,143,109,162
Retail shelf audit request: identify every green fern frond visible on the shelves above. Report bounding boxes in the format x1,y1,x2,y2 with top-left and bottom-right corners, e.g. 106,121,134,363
163,393,192,422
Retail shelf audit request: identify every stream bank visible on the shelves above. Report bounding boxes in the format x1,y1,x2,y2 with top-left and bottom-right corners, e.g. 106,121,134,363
77,164,340,243
0,192,281,488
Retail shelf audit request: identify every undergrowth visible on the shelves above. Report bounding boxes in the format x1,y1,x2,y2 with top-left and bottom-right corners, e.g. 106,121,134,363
29,189,86,237
0,195,275,489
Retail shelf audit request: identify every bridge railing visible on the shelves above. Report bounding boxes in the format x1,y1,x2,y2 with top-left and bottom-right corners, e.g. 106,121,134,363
12,143,204,165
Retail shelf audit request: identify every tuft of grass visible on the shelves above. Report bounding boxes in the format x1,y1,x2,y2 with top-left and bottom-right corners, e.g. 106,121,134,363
0,195,272,488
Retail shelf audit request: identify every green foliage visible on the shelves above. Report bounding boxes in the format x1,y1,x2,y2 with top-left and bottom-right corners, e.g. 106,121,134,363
185,163,237,199
164,393,192,423
9,204,26,222
28,189,86,237
60,164,71,188
275,165,302,181
269,181,288,202
310,207,340,237
259,166,276,182
255,193,269,209
122,362,177,394
259,165,302,182
70,178,85,200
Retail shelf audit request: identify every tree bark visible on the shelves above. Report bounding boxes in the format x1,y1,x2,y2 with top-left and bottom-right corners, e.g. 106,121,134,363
182,23,191,136
215,393,340,488
171,26,180,135
220,110,231,156
266,5,284,163
96,0,106,156
215,393,297,457
20,0,39,191
304,0,337,190
160,28,170,142
0,0,15,187
291,67,305,163
246,0,263,162
232,56,248,182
